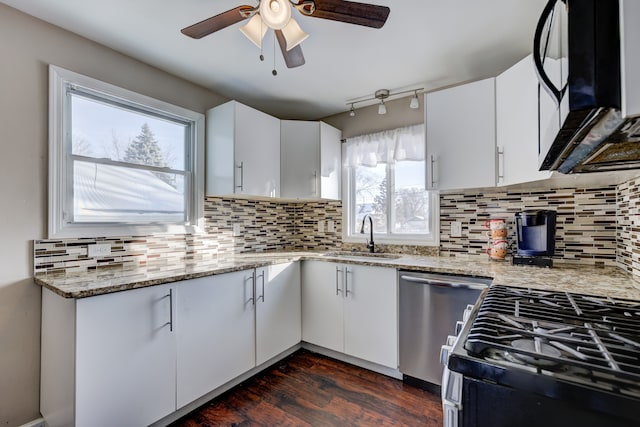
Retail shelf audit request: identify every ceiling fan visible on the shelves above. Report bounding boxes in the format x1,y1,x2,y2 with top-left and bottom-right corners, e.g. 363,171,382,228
181,0,390,70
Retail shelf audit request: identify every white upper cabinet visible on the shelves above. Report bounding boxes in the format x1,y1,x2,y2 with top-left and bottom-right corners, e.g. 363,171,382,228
281,120,342,199
496,55,552,186
206,100,280,197
426,77,497,191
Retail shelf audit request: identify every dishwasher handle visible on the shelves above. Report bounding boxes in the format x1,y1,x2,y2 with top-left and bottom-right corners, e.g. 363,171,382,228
400,275,489,291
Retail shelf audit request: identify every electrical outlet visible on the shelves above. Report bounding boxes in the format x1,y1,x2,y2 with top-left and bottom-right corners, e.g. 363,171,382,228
232,223,241,237
451,221,462,238
318,220,325,233
327,220,335,233
88,243,111,257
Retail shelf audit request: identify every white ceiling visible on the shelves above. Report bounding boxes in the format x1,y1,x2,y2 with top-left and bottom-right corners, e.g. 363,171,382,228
2,0,547,120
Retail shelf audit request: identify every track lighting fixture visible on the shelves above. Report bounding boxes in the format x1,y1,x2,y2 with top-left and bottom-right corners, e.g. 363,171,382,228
346,87,424,117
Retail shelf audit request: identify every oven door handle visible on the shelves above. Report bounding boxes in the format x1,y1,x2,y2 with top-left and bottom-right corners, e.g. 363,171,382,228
533,0,566,107
400,275,488,291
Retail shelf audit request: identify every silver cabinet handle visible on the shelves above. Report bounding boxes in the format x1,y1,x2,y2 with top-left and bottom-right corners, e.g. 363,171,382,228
236,161,244,192
429,155,437,188
345,268,352,296
165,289,173,332
313,170,318,196
246,271,255,305
497,146,505,183
335,266,343,296
257,270,265,302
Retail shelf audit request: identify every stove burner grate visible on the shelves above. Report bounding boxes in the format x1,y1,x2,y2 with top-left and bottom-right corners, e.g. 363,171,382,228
464,285,640,394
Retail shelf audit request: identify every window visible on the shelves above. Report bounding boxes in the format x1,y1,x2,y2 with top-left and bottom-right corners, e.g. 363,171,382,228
344,125,439,245
49,65,204,238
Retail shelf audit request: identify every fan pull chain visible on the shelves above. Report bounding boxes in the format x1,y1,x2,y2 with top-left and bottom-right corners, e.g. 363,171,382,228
272,34,278,76
259,19,264,62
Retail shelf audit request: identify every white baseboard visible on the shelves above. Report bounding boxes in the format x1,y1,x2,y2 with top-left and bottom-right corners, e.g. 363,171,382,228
19,418,45,427
301,342,403,380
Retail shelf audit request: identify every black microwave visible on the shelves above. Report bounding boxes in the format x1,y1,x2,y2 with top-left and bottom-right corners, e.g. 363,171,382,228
535,0,640,174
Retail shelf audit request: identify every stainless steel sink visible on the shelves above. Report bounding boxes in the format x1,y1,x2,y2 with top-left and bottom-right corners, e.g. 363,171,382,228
322,251,402,261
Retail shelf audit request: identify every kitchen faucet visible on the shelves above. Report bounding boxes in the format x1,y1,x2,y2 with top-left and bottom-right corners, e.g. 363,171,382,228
360,215,375,253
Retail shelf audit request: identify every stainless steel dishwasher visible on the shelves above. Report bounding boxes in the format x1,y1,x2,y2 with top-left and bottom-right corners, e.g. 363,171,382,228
399,270,490,392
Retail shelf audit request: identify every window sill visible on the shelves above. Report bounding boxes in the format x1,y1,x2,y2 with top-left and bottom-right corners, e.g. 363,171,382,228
342,234,439,247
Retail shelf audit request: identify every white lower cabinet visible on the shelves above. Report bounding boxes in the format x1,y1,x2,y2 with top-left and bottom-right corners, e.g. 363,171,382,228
176,269,256,409
41,284,177,427
301,261,398,369
255,262,302,366
176,262,301,410
41,262,301,427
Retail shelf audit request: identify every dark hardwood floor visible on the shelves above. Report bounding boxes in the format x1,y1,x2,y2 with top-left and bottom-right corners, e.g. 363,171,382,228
171,349,443,426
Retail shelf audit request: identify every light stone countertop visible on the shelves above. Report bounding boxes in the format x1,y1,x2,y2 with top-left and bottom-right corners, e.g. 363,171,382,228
34,251,640,301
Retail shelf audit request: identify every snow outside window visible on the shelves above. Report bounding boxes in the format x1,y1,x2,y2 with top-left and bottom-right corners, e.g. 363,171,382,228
48,65,204,238
343,125,439,245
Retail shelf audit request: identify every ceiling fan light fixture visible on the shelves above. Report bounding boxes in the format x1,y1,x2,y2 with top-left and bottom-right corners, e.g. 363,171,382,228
239,14,268,48
281,18,309,51
260,0,292,30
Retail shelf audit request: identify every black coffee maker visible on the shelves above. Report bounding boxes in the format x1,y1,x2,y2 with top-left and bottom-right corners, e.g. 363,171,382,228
512,210,556,268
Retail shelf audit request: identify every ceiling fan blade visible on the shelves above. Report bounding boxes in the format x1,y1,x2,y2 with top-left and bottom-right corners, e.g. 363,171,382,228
275,30,306,68
305,0,390,29
181,6,253,39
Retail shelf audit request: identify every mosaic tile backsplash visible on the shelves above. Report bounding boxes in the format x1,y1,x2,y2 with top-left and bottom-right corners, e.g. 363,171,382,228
35,179,640,278
616,178,640,277
34,197,343,274
439,186,618,266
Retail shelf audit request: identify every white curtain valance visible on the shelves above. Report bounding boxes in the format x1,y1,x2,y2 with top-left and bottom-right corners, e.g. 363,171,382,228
344,124,425,167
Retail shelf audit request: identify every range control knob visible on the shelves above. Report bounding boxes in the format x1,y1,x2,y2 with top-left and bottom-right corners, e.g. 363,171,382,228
455,320,464,335
440,344,451,366
446,335,457,346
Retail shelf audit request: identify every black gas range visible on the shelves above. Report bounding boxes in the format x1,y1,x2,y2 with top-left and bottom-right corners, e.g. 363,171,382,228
443,285,640,427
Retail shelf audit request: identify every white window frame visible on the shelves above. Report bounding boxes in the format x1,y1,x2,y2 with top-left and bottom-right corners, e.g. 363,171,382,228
342,136,439,247
48,65,205,238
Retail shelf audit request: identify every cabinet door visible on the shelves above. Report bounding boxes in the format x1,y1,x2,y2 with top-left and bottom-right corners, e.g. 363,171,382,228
205,102,235,195
235,102,281,197
343,265,398,368
75,283,176,427
176,270,256,409
301,261,344,352
496,55,552,186
281,120,319,198
426,78,496,190
256,262,301,365
320,122,342,200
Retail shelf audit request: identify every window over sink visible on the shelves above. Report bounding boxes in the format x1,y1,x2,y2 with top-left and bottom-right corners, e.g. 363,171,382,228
48,65,204,238
343,124,439,245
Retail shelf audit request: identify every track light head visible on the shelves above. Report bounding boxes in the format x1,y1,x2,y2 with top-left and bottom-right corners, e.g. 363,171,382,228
409,91,419,109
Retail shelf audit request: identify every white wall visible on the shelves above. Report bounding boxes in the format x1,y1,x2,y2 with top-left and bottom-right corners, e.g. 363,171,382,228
0,4,226,425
